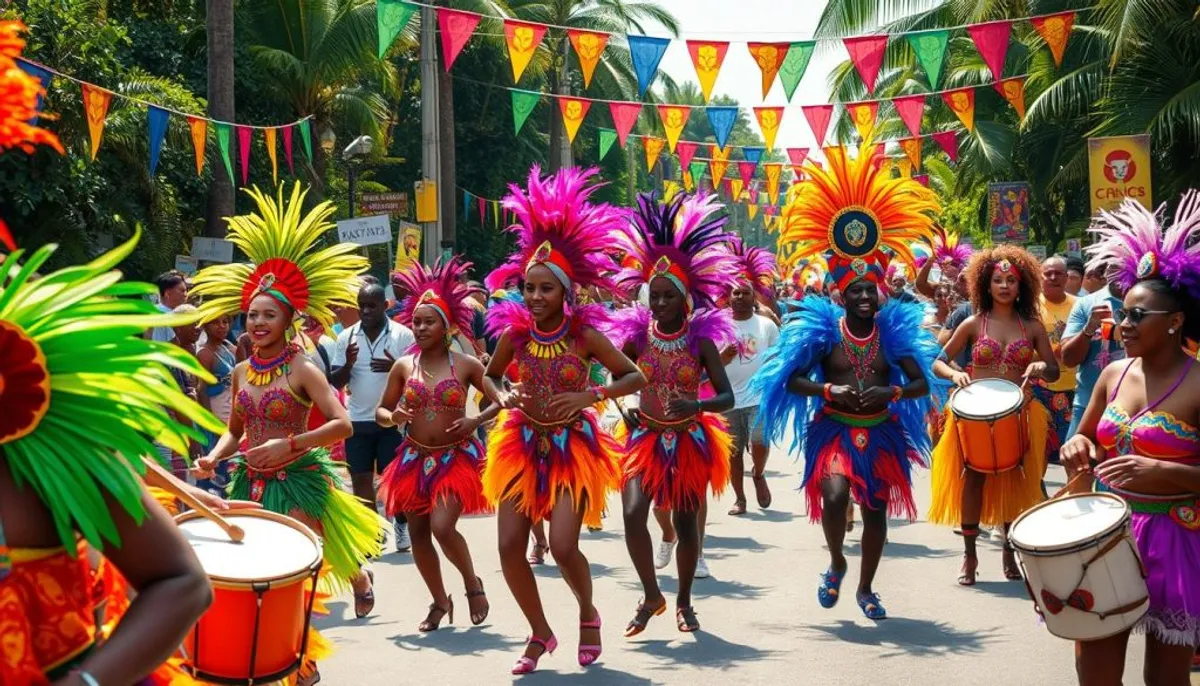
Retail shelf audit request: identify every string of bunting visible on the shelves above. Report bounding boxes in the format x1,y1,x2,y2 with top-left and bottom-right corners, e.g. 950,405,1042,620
15,57,316,184
379,0,1080,103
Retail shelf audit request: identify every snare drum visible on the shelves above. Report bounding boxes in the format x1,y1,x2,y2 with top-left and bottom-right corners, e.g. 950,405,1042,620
1009,493,1149,641
950,378,1027,473
177,510,323,684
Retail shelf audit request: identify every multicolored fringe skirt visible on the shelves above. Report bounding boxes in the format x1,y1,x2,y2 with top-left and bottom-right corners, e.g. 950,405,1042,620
1031,385,1074,463
802,408,924,522
1124,492,1200,647
379,434,490,517
227,448,385,591
928,399,1049,527
615,412,732,511
483,409,620,528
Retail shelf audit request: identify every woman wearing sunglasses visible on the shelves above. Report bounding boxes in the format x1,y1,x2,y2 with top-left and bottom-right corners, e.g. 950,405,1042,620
1060,194,1200,685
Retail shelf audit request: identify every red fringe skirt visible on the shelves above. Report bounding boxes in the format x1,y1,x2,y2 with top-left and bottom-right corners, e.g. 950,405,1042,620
379,434,490,517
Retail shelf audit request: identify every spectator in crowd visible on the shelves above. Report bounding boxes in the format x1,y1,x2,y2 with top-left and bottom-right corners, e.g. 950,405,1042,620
1065,255,1086,295
1061,265,1126,437
1035,256,1078,463
1081,262,1108,295
149,270,188,341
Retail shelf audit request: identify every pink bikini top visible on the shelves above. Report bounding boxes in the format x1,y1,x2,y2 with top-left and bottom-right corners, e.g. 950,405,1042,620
234,385,311,447
971,315,1034,373
1096,359,1200,463
402,353,468,415
511,342,589,416
638,343,702,394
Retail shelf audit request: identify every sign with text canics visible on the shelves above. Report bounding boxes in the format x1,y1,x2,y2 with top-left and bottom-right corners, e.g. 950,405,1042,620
1088,134,1152,214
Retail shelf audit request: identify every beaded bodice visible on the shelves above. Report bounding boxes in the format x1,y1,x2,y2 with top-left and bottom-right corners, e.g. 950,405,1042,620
638,338,701,411
234,386,311,447
971,315,1034,374
513,342,589,415
403,354,467,422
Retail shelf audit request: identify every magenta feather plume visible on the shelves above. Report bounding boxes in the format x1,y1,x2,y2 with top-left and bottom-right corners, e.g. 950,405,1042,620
485,299,613,348
485,166,623,294
730,236,778,302
932,227,972,269
391,256,481,336
1087,192,1200,298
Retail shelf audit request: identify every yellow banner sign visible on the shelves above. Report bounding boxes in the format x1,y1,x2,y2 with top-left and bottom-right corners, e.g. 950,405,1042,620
1088,134,1152,214
394,222,423,271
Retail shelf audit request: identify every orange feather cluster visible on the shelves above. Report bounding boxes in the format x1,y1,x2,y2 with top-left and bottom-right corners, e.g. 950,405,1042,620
0,21,63,156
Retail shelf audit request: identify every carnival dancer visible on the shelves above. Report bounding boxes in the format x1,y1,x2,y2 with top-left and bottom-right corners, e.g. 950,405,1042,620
915,225,972,301
480,167,645,674
191,184,385,630
606,192,738,635
1060,194,1200,684
752,144,941,620
375,257,494,632
929,245,1059,584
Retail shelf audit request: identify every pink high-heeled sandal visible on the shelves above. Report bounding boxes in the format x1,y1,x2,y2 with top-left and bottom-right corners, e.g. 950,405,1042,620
511,635,556,675
578,612,602,666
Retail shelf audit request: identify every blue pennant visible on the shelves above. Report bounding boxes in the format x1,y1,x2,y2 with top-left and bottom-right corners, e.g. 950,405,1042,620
148,106,169,176
706,107,738,151
628,35,671,98
463,191,472,219
16,58,51,124
742,147,764,165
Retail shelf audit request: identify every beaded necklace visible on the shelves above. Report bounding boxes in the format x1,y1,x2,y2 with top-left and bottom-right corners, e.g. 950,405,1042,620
649,320,688,354
840,318,879,390
247,344,298,386
527,316,570,359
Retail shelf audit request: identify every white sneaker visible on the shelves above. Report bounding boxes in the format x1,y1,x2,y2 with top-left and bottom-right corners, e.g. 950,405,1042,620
654,539,677,569
394,519,411,553
694,556,711,579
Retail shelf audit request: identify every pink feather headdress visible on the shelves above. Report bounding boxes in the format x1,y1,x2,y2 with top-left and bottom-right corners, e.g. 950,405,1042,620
730,236,778,302
1086,192,1200,298
613,192,739,311
485,166,623,296
931,226,972,270
391,256,481,336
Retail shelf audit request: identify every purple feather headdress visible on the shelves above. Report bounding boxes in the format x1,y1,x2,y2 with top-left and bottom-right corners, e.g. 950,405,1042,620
484,165,623,296
391,256,481,336
730,236,778,302
1086,192,1200,298
932,226,972,270
613,192,739,311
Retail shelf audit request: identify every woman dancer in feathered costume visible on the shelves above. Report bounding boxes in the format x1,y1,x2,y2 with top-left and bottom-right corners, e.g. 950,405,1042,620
606,192,739,635
916,225,973,300
191,185,385,624
481,167,646,674
375,257,494,632
751,144,942,620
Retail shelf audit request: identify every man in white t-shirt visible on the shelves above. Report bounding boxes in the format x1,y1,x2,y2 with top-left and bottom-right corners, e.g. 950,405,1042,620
331,282,415,550
722,282,780,515
149,270,189,342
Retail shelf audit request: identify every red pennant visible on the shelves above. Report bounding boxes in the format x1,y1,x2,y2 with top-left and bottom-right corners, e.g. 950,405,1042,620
787,147,809,175
802,104,834,146
932,130,958,162
676,141,699,169
477,196,486,222
0,218,14,251
892,94,926,138
967,20,1013,82
437,8,482,71
282,125,295,175
843,35,889,93
236,125,252,185
737,160,757,188
609,101,642,148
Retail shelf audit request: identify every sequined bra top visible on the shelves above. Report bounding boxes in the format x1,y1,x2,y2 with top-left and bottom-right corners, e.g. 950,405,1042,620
638,332,701,412
403,353,468,416
971,314,1034,373
513,341,589,415
234,385,311,447
1097,359,1200,463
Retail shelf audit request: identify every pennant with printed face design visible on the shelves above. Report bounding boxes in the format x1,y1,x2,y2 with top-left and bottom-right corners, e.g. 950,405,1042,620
643,136,665,172
437,9,481,71
941,87,976,132
779,41,815,102
504,20,547,83
996,76,1027,119
764,163,782,205
80,84,112,161
1031,12,1075,67
846,101,879,141
709,144,731,185
657,105,690,153
900,136,922,170
559,97,590,145
687,41,729,103
746,42,789,98
568,30,609,88
754,107,783,150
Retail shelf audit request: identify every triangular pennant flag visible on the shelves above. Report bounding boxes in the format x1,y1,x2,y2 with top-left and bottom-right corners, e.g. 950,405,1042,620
676,140,699,170
643,136,665,172
900,137,922,170
737,161,756,188
941,87,976,132
504,20,547,83
746,42,789,98
688,160,707,186
720,178,732,200
657,105,690,153
216,123,235,184
186,116,207,175
706,106,738,151
628,35,670,98
283,124,295,175
265,127,279,184
996,76,1027,119
463,191,471,219
730,178,744,203
686,41,729,103
967,20,1013,83
437,8,481,72
16,59,52,124
932,130,958,163
779,41,815,102
897,157,913,178
568,30,609,89
147,106,169,176
914,173,930,187
377,0,417,59
511,91,540,135
846,101,879,142
709,145,730,185
905,29,950,88
477,196,486,223
743,147,764,165
558,97,590,145
236,125,252,185
892,94,925,138
80,84,113,161
843,35,888,93
298,119,313,162
802,104,834,146
786,147,809,175
1031,11,1075,68
598,129,617,160
609,102,642,148
682,169,695,193
747,203,758,221
492,200,500,228
753,107,784,150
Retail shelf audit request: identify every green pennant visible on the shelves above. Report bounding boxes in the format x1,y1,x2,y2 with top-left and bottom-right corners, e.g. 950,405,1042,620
215,123,235,184
377,0,417,59
778,41,815,102
906,29,950,89
688,160,706,183
511,91,540,135
598,129,617,160
298,119,313,162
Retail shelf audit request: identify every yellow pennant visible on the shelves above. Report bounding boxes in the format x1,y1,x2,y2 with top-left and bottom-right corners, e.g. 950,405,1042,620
747,203,759,221
265,127,279,183
901,137,922,170
941,87,976,132
657,105,690,153
754,107,784,150
568,30,609,89
504,20,547,83
559,97,591,145
686,40,729,103
683,170,695,192
897,157,913,178
764,163,783,205
997,77,1027,120
663,179,682,202
186,116,207,175
709,144,731,185
730,178,744,203
80,84,113,161
644,136,666,172
847,101,879,142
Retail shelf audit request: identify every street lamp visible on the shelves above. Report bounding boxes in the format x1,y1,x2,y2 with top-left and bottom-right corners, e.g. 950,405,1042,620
343,135,374,218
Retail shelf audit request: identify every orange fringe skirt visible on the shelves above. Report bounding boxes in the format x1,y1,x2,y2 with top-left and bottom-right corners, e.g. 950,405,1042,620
614,412,731,511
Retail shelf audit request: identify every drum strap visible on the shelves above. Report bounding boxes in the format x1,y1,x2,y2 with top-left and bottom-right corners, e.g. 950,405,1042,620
1021,533,1149,620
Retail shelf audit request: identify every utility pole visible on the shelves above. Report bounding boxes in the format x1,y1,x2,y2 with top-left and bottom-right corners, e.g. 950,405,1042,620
204,0,235,237
419,6,442,266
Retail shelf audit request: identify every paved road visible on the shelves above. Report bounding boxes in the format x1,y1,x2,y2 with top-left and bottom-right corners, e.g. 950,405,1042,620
314,454,1171,685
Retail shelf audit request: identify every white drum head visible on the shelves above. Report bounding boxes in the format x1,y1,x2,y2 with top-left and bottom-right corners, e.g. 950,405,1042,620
1010,493,1129,553
950,378,1023,419
178,511,322,582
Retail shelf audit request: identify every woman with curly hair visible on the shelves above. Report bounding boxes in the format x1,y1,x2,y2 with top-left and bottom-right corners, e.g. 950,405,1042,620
929,245,1059,585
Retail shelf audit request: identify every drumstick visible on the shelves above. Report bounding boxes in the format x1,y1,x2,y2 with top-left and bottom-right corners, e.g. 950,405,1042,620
141,457,246,543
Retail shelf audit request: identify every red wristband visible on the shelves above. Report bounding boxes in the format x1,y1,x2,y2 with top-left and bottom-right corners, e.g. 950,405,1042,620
823,383,833,402
891,385,903,402
288,434,298,452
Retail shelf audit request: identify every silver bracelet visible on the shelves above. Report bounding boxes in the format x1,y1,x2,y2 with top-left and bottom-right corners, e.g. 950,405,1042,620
76,672,101,686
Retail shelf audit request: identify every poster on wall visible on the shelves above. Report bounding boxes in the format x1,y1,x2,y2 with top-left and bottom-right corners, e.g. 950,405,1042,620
987,182,1031,245
393,222,422,271
1088,134,1152,214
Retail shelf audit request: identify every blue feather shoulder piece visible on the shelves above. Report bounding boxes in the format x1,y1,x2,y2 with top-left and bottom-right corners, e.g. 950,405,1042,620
877,299,948,458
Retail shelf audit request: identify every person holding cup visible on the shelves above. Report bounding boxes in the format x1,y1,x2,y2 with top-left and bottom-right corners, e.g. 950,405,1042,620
1060,264,1127,438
